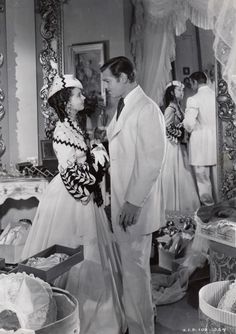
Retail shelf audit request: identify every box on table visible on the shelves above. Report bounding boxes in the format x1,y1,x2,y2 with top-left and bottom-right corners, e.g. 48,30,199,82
17,244,84,282
199,219,236,247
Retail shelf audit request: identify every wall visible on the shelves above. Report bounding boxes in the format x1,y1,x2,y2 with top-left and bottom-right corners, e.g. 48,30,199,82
198,28,215,70
123,0,133,60
175,20,200,83
6,0,38,166
175,21,215,83
37,0,130,159
0,0,9,168
63,0,126,72
0,0,39,228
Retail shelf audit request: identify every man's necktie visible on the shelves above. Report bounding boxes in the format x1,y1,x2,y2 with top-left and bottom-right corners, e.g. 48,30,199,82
116,97,125,121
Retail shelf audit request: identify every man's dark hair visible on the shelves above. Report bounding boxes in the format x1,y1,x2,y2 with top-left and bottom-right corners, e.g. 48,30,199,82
189,71,207,84
100,56,136,83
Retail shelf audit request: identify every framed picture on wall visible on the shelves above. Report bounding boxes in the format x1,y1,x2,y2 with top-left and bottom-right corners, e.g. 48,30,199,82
68,41,108,104
41,139,56,160
68,41,109,136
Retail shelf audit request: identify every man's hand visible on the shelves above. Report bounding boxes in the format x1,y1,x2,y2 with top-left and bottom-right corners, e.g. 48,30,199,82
119,202,141,232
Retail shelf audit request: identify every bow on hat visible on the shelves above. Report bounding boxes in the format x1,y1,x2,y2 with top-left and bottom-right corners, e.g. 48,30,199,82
48,74,83,99
165,80,185,90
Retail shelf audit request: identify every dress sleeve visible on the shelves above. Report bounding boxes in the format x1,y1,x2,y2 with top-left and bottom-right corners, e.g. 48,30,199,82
86,142,109,207
164,106,184,143
183,97,199,133
53,130,96,204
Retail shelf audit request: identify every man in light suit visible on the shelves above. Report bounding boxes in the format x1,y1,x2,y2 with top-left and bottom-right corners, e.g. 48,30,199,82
183,71,217,206
101,56,166,334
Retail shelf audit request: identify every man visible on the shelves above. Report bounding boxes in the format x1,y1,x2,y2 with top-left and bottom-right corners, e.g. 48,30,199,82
183,71,217,206
101,56,166,334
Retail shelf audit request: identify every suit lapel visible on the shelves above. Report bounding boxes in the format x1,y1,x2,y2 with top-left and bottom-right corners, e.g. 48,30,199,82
107,105,126,141
107,86,142,141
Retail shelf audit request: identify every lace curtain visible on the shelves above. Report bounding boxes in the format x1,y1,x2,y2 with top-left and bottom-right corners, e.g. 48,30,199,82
130,0,236,106
209,0,236,105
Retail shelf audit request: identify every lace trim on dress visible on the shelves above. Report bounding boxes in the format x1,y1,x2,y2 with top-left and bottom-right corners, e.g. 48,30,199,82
53,137,88,152
53,118,88,152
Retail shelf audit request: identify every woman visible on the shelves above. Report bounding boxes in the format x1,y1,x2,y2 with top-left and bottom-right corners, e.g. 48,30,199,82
161,80,200,212
22,74,126,334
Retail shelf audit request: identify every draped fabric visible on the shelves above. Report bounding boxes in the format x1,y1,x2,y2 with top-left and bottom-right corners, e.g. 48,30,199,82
129,0,236,105
209,0,236,105
139,18,175,104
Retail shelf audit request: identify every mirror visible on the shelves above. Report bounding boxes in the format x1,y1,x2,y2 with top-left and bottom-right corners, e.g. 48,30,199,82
161,21,218,215
36,0,236,205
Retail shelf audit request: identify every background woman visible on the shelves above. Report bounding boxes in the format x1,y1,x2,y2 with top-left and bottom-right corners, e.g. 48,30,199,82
161,80,200,212
22,74,126,334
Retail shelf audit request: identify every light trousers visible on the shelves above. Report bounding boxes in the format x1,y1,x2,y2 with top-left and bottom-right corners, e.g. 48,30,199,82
193,165,217,206
113,229,154,334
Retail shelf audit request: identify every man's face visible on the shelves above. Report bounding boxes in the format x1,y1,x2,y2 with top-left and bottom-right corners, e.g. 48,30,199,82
102,68,125,98
190,79,198,92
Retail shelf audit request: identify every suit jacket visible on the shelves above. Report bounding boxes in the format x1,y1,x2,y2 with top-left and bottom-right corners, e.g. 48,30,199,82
107,85,166,236
183,85,216,166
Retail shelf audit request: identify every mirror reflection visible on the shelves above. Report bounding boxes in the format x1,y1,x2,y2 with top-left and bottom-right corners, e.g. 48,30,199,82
161,24,218,213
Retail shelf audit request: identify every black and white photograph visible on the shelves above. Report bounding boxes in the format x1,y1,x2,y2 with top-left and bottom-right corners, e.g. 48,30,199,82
0,0,235,333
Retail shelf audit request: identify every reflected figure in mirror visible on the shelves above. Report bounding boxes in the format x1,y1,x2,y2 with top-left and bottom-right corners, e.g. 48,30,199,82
161,80,200,212
183,71,217,206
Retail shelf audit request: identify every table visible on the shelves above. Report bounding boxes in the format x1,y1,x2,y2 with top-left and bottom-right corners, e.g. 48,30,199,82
0,177,48,228
0,177,48,204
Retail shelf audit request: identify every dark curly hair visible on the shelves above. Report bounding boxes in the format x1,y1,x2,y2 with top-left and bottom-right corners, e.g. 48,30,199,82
48,87,73,122
48,87,87,131
164,85,176,108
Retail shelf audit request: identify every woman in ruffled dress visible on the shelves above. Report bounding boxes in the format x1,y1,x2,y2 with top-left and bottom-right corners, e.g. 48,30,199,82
22,74,126,334
161,80,200,212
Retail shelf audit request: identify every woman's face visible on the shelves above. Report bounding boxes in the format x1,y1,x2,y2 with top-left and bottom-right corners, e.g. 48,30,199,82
68,87,85,119
174,86,184,101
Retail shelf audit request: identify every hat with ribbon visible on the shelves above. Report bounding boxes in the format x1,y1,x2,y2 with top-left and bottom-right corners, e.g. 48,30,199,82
48,74,83,99
165,80,185,90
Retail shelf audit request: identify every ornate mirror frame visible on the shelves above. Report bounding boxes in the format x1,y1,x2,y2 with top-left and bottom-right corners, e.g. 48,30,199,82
37,0,236,202
216,62,236,200
36,0,65,137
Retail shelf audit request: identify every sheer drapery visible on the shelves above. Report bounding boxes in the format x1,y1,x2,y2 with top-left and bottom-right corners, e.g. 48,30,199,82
209,0,236,105
130,0,215,105
130,0,236,105
139,18,175,104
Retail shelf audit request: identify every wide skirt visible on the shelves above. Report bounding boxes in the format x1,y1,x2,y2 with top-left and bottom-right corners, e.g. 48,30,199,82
22,174,126,334
161,141,200,212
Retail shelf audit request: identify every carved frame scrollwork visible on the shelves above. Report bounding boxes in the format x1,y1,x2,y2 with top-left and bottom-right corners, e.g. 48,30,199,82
0,0,6,160
217,61,236,200
36,0,65,137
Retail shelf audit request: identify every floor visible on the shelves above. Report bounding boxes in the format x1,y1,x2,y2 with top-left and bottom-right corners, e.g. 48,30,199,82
152,264,210,334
